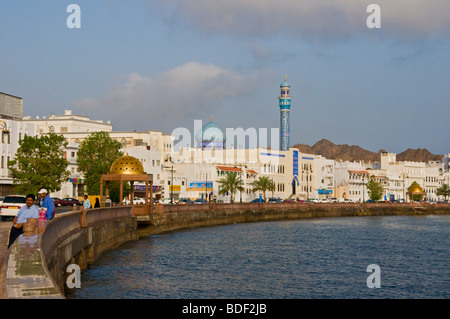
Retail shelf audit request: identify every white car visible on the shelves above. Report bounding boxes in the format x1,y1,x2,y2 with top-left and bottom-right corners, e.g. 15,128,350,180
1,195,27,221
123,197,146,205
159,198,174,204
321,198,329,203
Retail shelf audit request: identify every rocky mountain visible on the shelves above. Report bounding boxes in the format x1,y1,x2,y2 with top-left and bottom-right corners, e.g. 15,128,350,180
292,139,443,163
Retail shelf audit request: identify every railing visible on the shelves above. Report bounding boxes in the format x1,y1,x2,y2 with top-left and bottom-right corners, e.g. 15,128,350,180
157,202,450,214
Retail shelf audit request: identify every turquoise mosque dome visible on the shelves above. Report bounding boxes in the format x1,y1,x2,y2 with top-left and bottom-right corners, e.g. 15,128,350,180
195,117,225,149
280,75,290,88
280,80,290,88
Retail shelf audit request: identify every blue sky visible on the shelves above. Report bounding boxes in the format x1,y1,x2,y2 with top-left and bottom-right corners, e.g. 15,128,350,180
1,0,449,155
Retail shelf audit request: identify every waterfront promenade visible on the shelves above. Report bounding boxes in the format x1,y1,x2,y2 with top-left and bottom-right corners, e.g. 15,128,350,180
1,202,449,299
0,221,11,298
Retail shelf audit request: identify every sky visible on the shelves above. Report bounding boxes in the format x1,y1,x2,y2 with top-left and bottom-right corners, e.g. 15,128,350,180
1,0,449,155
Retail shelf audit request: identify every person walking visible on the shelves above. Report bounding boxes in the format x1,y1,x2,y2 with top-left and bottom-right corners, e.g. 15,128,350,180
7,194,39,248
38,188,55,221
83,195,91,210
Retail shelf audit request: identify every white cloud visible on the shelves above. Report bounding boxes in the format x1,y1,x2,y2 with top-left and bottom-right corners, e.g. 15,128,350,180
73,62,267,131
158,0,450,40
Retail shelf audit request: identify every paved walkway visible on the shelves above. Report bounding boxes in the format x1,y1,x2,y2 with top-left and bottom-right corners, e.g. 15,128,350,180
0,220,12,298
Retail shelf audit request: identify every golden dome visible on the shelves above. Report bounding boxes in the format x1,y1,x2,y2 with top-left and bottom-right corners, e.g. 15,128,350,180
110,154,145,175
410,185,423,193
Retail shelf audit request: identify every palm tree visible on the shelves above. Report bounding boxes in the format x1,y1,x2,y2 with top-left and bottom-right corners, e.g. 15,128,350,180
218,172,244,203
251,176,274,203
437,183,450,201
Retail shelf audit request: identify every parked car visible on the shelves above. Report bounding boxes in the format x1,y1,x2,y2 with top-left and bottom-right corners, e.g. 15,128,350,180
60,197,82,206
320,198,329,203
267,197,282,203
159,198,174,204
178,198,193,204
250,198,265,203
193,198,207,204
282,199,296,203
52,197,64,207
366,199,375,203
1,195,27,221
307,198,320,203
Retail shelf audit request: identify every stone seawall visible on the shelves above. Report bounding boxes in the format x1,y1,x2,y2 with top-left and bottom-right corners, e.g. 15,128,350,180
3,206,137,298
41,207,138,296
138,203,450,236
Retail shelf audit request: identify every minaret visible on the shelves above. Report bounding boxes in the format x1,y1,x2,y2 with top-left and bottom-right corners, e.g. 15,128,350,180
279,75,291,151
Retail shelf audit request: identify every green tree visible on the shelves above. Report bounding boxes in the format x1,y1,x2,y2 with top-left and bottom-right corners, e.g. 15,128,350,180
251,176,274,203
437,184,450,201
218,172,244,203
77,131,123,195
8,133,70,194
109,181,131,204
366,175,384,201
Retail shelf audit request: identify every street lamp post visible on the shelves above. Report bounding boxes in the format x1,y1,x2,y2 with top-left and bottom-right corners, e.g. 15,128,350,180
205,172,208,203
166,154,174,204
362,174,365,202
234,162,246,203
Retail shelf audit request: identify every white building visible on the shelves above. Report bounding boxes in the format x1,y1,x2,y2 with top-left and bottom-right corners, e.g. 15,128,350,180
0,118,39,196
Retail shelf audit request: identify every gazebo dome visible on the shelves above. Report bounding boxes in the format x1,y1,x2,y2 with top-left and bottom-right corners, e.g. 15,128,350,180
110,154,145,175
409,184,424,193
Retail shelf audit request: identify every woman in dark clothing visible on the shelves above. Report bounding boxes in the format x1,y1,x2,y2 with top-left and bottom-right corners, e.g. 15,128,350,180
94,198,100,208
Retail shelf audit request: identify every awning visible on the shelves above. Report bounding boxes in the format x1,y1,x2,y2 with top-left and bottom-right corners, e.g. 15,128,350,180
348,170,370,175
247,170,258,174
216,166,243,172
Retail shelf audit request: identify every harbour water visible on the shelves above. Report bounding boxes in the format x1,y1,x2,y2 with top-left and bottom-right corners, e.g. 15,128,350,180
68,215,449,299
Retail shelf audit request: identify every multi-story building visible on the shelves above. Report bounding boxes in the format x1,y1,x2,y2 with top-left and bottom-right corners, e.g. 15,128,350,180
0,92,23,120
0,118,39,195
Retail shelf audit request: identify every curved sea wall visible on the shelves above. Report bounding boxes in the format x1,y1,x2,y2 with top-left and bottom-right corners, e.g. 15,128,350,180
3,206,137,298
3,202,449,298
138,202,450,236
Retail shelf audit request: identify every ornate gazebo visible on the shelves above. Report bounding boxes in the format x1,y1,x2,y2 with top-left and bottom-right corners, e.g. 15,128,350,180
100,154,153,216
406,184,427,203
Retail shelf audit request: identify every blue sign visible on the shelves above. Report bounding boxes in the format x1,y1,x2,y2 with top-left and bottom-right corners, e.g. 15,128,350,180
293,150,298,178
189,182,213,188
134,185,161,191
318,189,333,194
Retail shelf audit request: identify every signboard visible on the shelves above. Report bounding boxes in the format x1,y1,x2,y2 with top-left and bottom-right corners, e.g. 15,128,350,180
293,150,298,177
189,182,213,188
134,185,161,191
70,178,83,184
318,189,333,195
169,185,181,192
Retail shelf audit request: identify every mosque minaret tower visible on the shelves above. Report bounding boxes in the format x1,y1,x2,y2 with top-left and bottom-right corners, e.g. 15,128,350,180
279,75,291,151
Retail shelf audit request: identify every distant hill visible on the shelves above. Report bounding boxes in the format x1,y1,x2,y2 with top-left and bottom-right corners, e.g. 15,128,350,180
292,139,443,163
